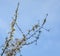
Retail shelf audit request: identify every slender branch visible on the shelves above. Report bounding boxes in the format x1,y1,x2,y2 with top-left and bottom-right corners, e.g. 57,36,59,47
15,23,24,35
1,2,19,56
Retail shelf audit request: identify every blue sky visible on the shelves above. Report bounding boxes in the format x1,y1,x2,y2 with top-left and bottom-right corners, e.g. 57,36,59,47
0,0,60,56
